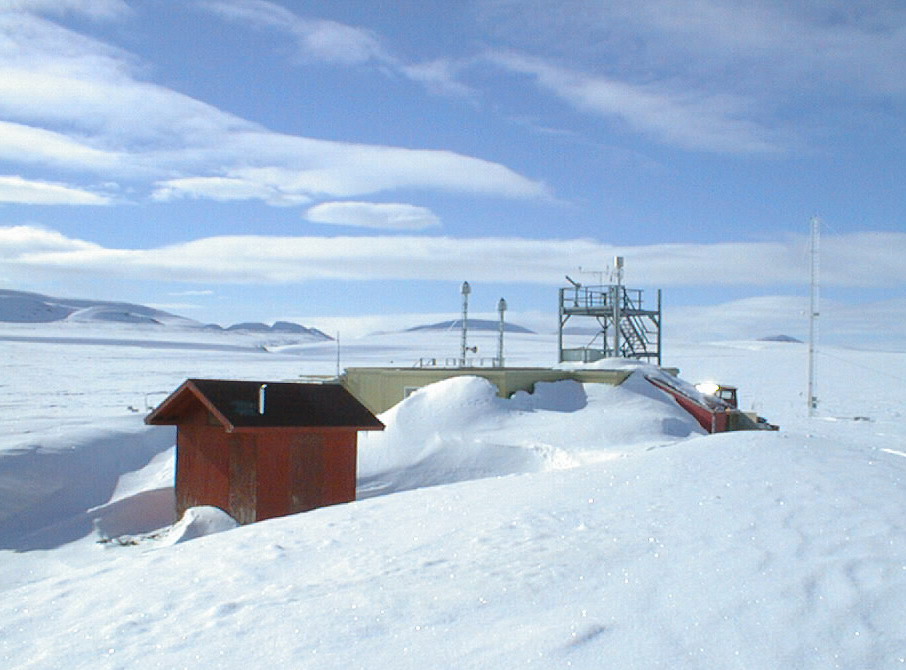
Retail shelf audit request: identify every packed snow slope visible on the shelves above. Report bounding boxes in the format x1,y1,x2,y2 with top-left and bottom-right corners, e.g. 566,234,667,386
1,324,905,668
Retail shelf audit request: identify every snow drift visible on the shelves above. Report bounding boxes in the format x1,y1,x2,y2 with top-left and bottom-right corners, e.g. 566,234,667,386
1,324,905,669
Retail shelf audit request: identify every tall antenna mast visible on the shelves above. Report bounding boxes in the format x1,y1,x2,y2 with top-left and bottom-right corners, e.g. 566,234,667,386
612,256,624,357
460,281,471,367
497,297,507,368
807,216,820,416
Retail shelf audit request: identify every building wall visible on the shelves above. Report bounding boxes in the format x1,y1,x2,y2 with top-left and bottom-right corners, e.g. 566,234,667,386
342,367,635,415
253,430,357,520
176,423,231,519
176,425,359,524
228,435,257,524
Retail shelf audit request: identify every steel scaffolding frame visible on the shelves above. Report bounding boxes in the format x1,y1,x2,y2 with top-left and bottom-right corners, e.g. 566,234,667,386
558,284,662,364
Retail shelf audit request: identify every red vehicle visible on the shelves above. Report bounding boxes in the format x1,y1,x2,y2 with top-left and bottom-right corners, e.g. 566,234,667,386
645,376,778,433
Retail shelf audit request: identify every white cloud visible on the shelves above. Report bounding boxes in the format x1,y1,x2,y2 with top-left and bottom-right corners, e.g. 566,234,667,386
488,51,783,154
0,121,122,171
152,176,311,207
0,12,253,146
294,17,389,66
202,1,483,100
0,224,100,256
199,0,393,66
0,175,110,205
148,139,546,203
2,226,903,289
220,144,547,199
482,1,906,107
603,0,906,97
2,0,130,21
401,59,477,98
305,202,441,231
0,11,544,204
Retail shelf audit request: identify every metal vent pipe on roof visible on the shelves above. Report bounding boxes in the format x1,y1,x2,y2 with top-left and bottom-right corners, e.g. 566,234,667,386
258,384,268,415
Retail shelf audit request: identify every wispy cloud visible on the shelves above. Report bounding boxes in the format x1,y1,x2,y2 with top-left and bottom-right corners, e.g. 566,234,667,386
0,225,100,254
476,0,906,152
3,0,131,21
596,0,906,97
0,121,123,172
487,51,784,154
149,141,546,202
400,59,477,98
3,225,903,289
305,202,441,231
152,176,311,207
0,8,545,206
198,0,393,66
0,176,110,205
200,0,477,99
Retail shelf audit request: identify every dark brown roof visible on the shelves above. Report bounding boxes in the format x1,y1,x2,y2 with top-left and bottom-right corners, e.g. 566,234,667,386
145,379,384,432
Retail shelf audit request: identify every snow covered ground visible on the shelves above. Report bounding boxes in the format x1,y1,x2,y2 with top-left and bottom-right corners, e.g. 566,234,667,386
1,321,905,668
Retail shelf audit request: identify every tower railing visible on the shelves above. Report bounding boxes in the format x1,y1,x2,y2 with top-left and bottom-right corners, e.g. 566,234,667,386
558,284,661,364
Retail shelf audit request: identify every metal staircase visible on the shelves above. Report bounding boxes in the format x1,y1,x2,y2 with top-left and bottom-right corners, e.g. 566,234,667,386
558,283,661,364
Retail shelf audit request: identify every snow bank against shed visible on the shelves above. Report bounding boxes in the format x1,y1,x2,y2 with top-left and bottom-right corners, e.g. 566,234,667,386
157,506,238,546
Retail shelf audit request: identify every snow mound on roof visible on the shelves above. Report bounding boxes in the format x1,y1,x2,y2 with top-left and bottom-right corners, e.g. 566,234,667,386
157,506,238,546
357,372,702,498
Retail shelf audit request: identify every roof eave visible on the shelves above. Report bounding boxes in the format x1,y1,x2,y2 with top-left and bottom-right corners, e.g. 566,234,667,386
144,379,236,432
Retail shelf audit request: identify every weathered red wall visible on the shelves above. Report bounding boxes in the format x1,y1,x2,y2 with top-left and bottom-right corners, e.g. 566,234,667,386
259,430,357,519
228,436,257,524
255,437,291,521
175,413,231,519
317,432,357,507
176,425,359,524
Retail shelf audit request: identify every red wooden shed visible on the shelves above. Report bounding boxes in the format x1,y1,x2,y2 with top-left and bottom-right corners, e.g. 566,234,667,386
145,379,384,524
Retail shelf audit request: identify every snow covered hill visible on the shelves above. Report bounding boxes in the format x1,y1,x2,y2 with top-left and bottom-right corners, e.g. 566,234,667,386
0,289,198,326
1,325,905,668
0,289,330,342
406,318,535,334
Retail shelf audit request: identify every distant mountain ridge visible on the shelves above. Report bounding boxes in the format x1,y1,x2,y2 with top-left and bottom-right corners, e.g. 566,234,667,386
758,334,803,343
0,289,331,340
407,318,535,334
207,321,330,339
0,289,196,326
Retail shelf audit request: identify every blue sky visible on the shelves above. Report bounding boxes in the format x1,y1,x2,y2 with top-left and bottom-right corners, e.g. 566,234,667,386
1,0,904,346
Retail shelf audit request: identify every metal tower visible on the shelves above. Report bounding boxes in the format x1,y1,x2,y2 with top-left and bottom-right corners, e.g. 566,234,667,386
807,216,820,416
558,259,662,365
